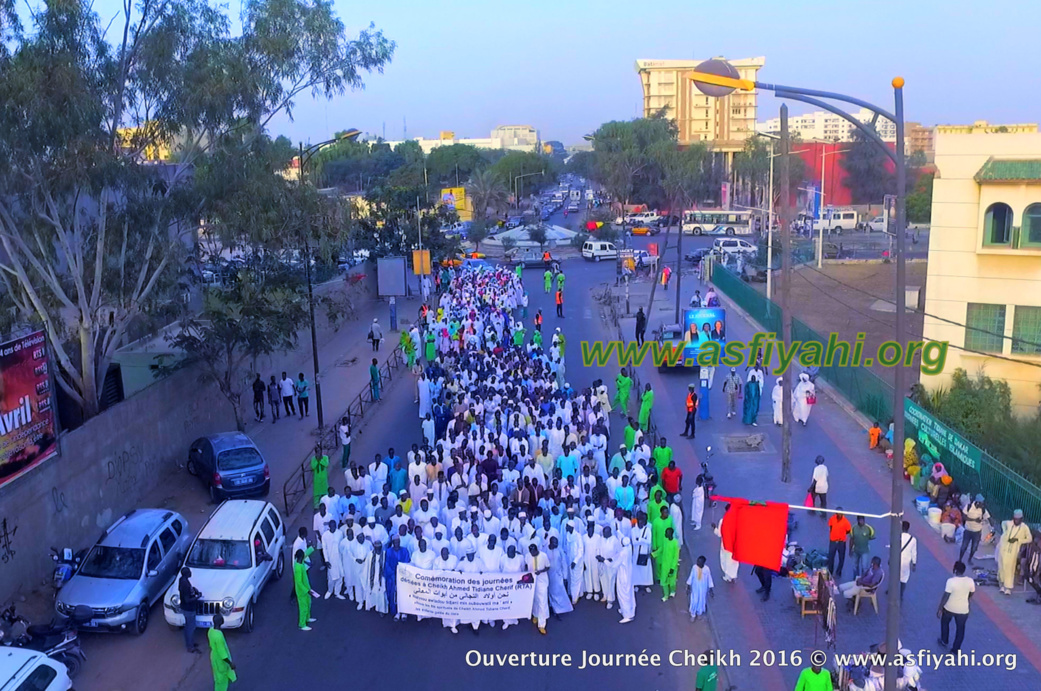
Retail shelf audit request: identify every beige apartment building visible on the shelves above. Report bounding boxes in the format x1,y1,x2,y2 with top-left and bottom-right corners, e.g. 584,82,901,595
922,130,1041,416
635,57,765,152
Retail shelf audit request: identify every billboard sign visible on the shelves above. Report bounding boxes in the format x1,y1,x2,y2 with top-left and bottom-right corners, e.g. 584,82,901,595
0,331,58,488
682,308,727,359
440,187,471,221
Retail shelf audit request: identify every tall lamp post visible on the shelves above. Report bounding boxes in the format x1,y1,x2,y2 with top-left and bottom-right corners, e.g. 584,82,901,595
814,141,852,267
752,132,811,301
514,170,544,209
297,128,362,433
688,61,907,691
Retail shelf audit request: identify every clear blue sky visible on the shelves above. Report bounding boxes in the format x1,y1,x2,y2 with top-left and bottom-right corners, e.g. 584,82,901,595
46,0,1041,145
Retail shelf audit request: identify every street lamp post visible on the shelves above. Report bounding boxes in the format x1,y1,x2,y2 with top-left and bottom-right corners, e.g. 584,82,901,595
687,62,907,690
297,129,361,433
816,143,851,268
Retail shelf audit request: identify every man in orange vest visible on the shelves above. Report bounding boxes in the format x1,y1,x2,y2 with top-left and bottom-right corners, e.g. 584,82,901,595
682,383,698,438
534,309,543,332
555,288,564,318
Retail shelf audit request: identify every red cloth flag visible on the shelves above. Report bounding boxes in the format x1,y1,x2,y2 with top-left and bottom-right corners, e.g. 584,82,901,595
714,496,790,570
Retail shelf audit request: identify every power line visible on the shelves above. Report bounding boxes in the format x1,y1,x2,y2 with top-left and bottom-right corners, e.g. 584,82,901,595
789,270,1041,371
797,262,1041,353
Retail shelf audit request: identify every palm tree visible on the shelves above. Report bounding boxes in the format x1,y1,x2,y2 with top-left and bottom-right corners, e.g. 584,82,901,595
467,168,509,223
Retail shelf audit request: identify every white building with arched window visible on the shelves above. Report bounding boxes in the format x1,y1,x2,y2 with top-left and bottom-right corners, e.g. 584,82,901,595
922,131,1041,415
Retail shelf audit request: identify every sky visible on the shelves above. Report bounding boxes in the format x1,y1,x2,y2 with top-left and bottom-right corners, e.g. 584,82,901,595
43,0,1041,146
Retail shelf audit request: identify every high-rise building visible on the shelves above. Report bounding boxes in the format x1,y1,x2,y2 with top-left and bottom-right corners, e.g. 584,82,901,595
935,120,1038,136
756,108,897,143
635,57,765,152
907,123,935,160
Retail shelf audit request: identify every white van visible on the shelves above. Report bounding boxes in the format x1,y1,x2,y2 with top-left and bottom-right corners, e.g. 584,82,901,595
582,240,618,262
163,500,285,633
821,209,859,234
0,649,73,691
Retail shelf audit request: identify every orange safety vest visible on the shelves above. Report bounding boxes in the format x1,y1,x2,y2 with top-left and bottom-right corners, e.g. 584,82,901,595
543,252,551,261
555,291,562,305
686,392,696,412
535,313,542,325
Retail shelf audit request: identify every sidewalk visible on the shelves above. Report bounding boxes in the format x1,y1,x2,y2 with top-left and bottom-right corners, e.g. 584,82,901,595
609,273,1041,689
37,291,417,691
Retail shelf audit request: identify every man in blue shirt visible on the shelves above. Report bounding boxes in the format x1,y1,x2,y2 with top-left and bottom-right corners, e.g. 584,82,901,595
556,442,580,481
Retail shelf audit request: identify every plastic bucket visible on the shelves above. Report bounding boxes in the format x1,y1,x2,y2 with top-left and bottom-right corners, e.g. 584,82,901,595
928,507,942,525
915,496,930,515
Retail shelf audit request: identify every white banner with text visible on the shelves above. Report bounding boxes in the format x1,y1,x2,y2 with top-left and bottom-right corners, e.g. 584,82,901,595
396,564,535,620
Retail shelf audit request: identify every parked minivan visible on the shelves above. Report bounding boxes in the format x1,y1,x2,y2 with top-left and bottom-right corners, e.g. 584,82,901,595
582,241,618,262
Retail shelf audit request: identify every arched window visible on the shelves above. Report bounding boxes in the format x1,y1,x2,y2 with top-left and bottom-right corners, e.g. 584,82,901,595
983,202,1013,245
1024,203,1041,247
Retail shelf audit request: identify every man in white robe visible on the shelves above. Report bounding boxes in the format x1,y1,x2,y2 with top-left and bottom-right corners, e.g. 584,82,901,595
321,521,345,599
669,496,685,548
498,545,524,630
418,374,433,419
899,521,918,600
363,541,388,615
690,478,705,531
616,537,636,624
631,514,654,592
434,548,460,633
546,537,574,616
597,526,622,610
715,512,739,582
686,555,714,620
581,521,602,600
771,377,784,425
564,521,585,604
457,548,483,631
526,544,551,634
341,530,368,607
792,373,815,425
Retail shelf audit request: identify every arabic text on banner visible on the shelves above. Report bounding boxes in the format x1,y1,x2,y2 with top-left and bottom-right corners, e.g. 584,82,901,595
396,563,535,620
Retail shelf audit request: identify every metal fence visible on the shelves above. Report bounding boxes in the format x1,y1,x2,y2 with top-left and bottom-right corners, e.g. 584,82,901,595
281,344,406,515
713,264,1041,523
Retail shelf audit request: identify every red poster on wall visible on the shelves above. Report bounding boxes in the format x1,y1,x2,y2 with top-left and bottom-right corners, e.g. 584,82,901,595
0,330,58,488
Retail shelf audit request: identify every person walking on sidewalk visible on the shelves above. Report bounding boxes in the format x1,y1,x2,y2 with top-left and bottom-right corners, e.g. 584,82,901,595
634,308,647,346
809,455,829,515
208,613,236,691
793,372,816,426
998,509,1031,595
369,318,383,351
899,520,918,600
654,526,680,601
369,358,382,401
682,383,698,438
771,377,784,426
742,366,763,426
722,368,742,419
637,383,654,430
267,375,280,423
251,374,265,422
295,372,310,418
178,567,202,654
337,416,352,469
279,371,296,417
311,445,329,510
827,509,852,579
937,560,975,653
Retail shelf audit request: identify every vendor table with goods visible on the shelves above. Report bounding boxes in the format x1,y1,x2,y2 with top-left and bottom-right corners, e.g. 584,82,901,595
790,569,835,617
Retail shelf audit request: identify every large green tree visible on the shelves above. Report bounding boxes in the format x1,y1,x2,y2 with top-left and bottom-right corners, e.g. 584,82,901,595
467,168,509,223
840,127,894,204
589,115,676,212
0,0,393,419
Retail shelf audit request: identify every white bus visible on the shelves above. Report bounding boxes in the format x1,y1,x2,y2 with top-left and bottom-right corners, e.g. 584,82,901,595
681,209,753,236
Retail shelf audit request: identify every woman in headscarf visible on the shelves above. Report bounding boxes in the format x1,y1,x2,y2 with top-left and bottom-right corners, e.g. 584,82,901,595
903,439,922,484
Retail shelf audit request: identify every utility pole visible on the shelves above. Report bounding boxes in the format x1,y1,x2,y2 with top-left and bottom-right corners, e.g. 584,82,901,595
779,107,792,484
298,142,325,432
674,207,684,324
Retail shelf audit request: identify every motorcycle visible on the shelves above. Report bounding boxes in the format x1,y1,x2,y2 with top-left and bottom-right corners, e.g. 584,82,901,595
50,546,82,593
1,604,90,678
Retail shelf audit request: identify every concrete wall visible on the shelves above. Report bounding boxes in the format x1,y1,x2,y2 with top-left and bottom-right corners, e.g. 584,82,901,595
922,131,1041,416
0,365,235,602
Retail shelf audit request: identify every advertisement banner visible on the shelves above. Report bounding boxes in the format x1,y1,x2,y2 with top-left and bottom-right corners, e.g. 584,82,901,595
440,187,471,221
0,330,58,488
396,563,535,620
683,307,727,359
905,399,982,471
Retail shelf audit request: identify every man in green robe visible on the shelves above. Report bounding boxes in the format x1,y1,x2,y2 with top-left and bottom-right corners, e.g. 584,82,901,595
556,331,566,356
532,330,543,348
556,270,565,291
652,439,673,476
208,613,237,691
623,418,639,450
654,527,680,600
512,325,526,347
638,384,655,430
515,263,523,279
544,269,553,294
310,446,329,509
424,331,436,362
400,331,415,368
294,547,317,630
613,369,633,413
651,503,673,553
369,358,381,401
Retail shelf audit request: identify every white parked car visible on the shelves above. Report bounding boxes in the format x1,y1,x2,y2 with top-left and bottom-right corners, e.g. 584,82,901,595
163,500,285,633
712,238,757,256
0,649,73,691
613,211,661,226
865,216,888,233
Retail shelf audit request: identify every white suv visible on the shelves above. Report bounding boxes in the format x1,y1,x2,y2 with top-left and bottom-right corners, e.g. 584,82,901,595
713,238,757,256
614,211,660,226
163,500,285,633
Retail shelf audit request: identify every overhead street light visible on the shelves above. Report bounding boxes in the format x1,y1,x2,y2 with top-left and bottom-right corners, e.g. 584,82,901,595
297,127,363,433
689,61,908,691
